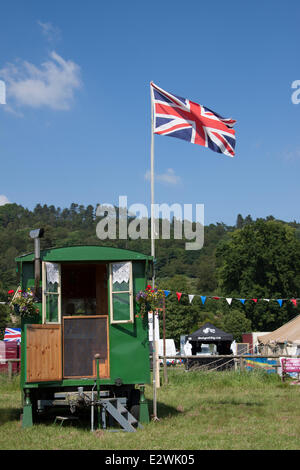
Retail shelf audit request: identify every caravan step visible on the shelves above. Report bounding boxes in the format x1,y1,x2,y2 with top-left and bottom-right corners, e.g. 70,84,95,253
101,399,143,432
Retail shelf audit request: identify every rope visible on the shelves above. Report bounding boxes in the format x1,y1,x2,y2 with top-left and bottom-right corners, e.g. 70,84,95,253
205,357,235,372
188,356,233,371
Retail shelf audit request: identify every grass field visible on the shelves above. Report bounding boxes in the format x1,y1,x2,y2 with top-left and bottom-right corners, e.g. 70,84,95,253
0,368,300,450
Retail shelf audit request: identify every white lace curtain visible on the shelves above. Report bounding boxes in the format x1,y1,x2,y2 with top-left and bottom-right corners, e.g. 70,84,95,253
45,261,130,286
45,262,60,285
112,262,130,285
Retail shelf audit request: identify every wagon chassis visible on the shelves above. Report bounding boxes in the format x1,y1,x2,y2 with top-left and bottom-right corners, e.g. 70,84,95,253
35,384,145,432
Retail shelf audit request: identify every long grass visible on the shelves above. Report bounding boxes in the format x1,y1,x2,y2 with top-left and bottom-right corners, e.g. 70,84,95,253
0,368,299,450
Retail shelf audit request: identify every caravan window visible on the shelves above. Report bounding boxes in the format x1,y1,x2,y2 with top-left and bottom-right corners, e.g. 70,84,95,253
42,262,61,323
109,262,134,324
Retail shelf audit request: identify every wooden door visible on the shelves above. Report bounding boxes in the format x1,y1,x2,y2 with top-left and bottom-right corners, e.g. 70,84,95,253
26,324,62,382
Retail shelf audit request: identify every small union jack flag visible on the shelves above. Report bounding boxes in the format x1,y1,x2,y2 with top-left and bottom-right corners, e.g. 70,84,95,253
150,82,236,157
4,328,21,343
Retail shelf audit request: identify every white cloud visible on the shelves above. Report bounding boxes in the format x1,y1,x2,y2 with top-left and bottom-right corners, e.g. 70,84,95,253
0,79,6,104
0,51,82,111
145,168,181,185
37,20,61,43
0,195,11,206
282,148,300,162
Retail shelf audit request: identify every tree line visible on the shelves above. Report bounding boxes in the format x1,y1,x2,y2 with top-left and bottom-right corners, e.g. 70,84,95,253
0,202,300,342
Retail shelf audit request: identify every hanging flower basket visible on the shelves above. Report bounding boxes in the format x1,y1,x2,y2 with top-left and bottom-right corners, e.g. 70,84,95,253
8,288,40,317
136,285,165,318
13,304,20,315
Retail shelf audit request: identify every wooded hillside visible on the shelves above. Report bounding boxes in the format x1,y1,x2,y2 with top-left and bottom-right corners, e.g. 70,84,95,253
1,202,300,342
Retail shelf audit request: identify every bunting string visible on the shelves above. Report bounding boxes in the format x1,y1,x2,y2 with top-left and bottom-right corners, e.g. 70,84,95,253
162,289,298,307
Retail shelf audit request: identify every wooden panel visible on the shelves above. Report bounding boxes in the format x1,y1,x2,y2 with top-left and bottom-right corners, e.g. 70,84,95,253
26,325,62,382
63,316,109,379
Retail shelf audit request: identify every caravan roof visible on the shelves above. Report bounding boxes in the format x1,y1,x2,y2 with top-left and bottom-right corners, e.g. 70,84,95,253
16,245,152,263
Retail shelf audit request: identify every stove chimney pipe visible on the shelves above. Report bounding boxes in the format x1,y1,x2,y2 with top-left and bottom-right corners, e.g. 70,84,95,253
29,228,44,298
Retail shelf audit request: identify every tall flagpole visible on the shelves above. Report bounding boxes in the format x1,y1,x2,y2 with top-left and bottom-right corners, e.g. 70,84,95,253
150,82,158,421
150,83,155,274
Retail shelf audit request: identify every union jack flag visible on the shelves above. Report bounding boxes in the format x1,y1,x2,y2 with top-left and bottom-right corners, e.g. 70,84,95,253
4,328,21,343
150,82,236,157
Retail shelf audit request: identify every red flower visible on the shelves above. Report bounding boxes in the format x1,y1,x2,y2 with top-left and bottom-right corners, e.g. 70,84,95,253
146,285,152,290
8,290,14,294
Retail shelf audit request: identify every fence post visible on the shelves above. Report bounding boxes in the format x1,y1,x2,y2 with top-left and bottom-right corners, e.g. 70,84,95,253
239,356,244,371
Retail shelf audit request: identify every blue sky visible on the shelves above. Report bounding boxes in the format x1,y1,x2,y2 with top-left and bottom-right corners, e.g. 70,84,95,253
1,0,300,226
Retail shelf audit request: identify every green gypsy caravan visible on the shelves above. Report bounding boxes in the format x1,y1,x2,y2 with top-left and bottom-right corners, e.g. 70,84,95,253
16,241,152,431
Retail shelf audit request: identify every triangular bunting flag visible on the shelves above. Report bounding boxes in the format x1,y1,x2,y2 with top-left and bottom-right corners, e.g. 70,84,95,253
159,289,292,308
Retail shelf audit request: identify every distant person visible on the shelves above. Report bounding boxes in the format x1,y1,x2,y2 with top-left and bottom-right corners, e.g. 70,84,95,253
231,340,237,355
184,340,192,356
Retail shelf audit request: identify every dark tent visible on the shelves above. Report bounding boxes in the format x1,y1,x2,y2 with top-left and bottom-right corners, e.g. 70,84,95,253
186,322,234,370
188,322,233,343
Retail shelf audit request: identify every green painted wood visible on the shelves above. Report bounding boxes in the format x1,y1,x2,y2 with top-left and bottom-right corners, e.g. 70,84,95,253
108,261,150,385
139,385,150,424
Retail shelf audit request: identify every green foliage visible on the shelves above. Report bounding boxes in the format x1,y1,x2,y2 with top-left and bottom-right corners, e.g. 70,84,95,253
196,255,217,292
157,275,227,345
0,303,11,340
217,220,300,296
223,309,252,342
216,219,300,331
157,276,199,346
9,288,40,318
